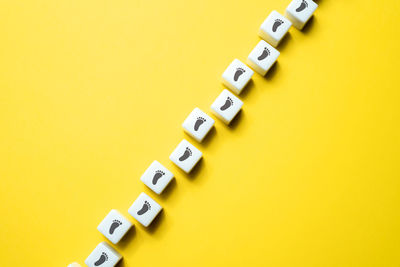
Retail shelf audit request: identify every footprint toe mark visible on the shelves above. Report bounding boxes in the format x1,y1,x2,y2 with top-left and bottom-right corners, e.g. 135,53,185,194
137,201,151,215
296,0,308,12
194,117,206,131
257,47,270,61
220,97,233,111
109,220,122,235
94,252,108,266
272,19,284,32
152,170,165,185
178,147,192,161
233,68,245,82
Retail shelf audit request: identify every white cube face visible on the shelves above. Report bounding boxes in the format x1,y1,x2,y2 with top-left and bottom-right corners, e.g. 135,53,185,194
140,160,174,194
169,139,203,173
222,59,254,95
85,242,121,267
211,89,243,124
247,40,280,76
68,263,81,267
286,0,317,29
182,108,215,142
97,209,133,244
128,193,162,227
259,10,292,47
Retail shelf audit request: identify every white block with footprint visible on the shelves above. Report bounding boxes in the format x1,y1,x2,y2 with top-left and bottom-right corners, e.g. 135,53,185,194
286,0,317,30
211,89,243,124
259,10,292,47
140,160,174,194
169,139,203,173
222,59,254,95
128,192,162,227
85,242,122,267
247,40,280,76
182,108,215,142
97,209,133,244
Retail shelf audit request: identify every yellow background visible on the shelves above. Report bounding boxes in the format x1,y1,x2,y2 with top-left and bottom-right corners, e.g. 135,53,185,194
1,0,399,266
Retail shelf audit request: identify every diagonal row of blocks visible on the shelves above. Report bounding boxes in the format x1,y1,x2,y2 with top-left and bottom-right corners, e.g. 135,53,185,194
69,0,317,266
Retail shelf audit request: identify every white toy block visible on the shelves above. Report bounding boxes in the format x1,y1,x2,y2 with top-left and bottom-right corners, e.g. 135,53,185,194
169,139,203,173
211,89,243,124
222,59,254,94
259,10,292,47
182,108,215,142
286,0,318,30
97,209,133,244
68,263,81,267
247,40,280,76
85,242,121,267
140,160,174,194
128,192,162,227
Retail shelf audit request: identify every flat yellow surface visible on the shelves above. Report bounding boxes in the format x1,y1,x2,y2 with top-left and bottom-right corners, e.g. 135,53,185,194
1,0,400,266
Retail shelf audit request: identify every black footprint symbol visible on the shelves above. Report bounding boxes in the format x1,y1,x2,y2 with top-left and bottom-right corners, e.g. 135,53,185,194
94,252,108,266
137,201,151,215
257,47,270,61
152,170,165,185
194,117,206,131
296,0,308,12
233,68,245,81
272,19,284,32
220,97,233,111
178,147,192,161
109,220,122,235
